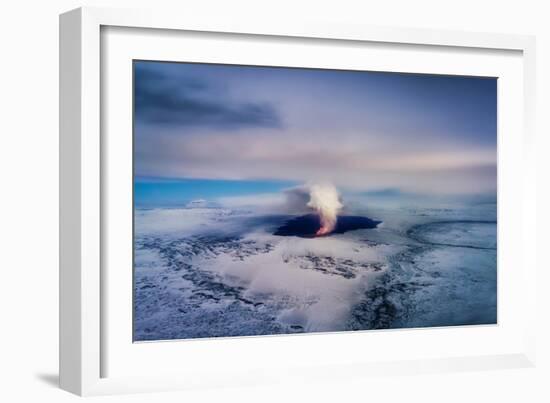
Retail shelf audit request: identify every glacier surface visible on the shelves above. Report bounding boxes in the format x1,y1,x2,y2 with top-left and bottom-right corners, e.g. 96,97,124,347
134,201,497,341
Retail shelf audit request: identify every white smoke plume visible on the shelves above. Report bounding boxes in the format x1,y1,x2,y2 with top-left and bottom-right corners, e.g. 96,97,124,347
285,183,344,236
307,184,344,235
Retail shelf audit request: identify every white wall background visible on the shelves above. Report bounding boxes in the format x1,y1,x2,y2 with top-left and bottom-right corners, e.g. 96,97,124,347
0,0,548,401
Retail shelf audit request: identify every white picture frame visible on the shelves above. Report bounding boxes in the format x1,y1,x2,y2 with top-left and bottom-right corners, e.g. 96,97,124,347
59,6,537,396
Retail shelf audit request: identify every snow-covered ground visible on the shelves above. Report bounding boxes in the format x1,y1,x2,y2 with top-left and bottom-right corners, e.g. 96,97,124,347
134,198,497,341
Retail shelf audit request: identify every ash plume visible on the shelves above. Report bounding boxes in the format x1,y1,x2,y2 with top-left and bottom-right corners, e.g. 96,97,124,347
285,183,343,236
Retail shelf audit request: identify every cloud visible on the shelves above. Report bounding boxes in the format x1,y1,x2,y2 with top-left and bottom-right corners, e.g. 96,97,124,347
133,61,497,196
134,127,497,195
216,193,286,211
134,64,281,128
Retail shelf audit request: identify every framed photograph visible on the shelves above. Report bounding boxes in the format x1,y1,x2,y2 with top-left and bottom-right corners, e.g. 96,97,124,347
60,7,537,396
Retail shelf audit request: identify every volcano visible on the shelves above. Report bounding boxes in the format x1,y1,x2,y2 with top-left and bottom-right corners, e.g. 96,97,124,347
273,214,381,238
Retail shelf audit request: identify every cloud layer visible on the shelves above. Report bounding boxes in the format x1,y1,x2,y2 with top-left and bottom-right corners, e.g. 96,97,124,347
135,64,281,128
134,62,497,195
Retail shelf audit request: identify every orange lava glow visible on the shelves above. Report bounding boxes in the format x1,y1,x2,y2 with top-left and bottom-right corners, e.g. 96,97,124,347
315,226,331,236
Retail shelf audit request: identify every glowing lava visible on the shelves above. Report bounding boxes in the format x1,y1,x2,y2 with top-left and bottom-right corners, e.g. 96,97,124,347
315,225,331,236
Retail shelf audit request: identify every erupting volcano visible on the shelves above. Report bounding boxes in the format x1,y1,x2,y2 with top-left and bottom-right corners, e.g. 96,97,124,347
306,184,344,236
273,214,381,238
274,183,381,238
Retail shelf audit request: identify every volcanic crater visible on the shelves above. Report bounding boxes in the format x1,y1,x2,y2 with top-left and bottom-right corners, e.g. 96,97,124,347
273,214,382,238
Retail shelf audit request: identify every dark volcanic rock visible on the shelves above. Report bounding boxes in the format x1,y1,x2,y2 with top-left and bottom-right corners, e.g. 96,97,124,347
273,214,381,238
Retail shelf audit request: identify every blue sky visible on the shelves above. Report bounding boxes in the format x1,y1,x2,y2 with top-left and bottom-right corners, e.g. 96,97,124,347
134,61,497,206
135,178,297,207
